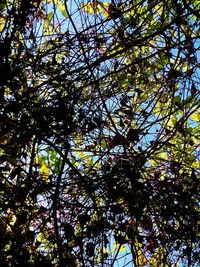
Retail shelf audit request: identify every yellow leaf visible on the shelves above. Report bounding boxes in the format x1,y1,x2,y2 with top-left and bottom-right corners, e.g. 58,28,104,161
37,232,47,243
40,162,50,182
80,1,100,14
36,155,50,181
98,2,110,18
43,20,54,35
165,116,177,128
0,17,6,32
5,244,11,251
190,111,200,122
113,241,127,252
155,3,164,17
137,249,148,266
191,160,200,169
40,162,50,175
57,0,68,17
119,245,126,252
155,152,167,160
80,1,109,17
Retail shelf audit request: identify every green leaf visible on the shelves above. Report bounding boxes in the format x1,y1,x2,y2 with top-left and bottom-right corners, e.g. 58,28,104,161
47,11,53,21
155,152,167,160
57,0,68,18
0,0,6,11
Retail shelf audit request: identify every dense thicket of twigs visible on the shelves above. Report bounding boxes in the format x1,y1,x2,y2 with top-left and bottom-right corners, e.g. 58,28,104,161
0,0,199,266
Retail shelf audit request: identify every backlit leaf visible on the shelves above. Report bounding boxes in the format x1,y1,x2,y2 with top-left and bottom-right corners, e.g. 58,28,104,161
80,1,101,14
80,1,109,17
190,111,200,122
57,0,68,17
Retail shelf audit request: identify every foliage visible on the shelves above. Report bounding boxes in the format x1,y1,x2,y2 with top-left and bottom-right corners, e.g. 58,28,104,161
0,0,199,266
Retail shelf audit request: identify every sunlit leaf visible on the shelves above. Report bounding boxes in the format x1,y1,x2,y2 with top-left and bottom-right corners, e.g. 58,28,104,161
43,19,55,35
190,111,200,122
155,3,164,17
0,17,6,31
155,152,167,160
80,1,101,14
40,161,50,176
80,1,109,17
57,0,68,18
0,0,199,265
137,248,148,266
47,11,53,21
98,2,110,18
37,232,47,243
113,241,127,252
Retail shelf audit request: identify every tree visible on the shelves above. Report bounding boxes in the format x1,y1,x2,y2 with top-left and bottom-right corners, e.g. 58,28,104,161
0,0,199,266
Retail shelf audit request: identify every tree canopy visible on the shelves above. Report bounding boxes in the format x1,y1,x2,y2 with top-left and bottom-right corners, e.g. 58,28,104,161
0,0,199,266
